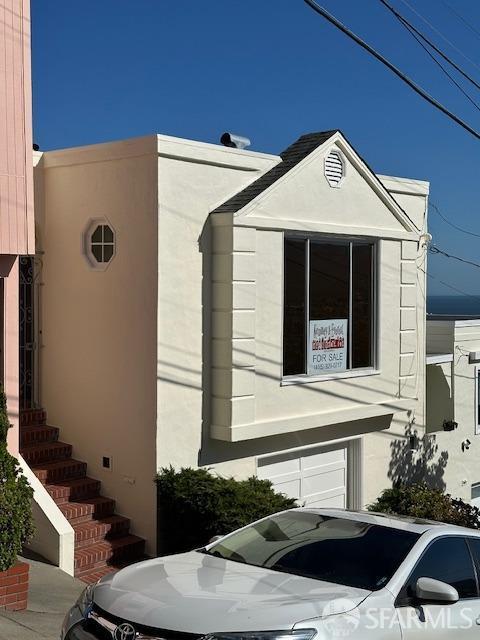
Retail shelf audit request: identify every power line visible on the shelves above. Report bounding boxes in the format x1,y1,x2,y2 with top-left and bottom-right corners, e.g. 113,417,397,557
429,245,480,270
429,202,480,239
378,0,480,95
396,16,480,112
440,0,480,43
398,0,480,72
303,0,480,141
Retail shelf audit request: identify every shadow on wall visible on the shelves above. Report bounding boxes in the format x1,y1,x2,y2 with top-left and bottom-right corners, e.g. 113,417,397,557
388,423,448,490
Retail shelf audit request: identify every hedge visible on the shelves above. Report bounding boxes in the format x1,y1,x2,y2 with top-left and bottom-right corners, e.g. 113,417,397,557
0,389,34,571
368,483,480,529
156,466,296,554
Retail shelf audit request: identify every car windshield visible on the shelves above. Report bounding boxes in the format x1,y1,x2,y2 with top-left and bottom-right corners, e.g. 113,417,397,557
203,511,420,591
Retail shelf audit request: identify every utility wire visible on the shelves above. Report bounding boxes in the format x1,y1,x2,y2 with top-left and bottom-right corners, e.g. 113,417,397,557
398,0,480,72
440,0,480,43
429,245,480,270
379,0,480,94
303,0,480,141
391,12,480,112
429,202,480,239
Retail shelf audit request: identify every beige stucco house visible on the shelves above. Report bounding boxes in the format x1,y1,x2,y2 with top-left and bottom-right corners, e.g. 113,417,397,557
425,318,480,502
28,130,431,576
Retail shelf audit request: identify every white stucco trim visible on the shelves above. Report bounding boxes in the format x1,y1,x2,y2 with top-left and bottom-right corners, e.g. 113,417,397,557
212,397,412,442
234,215,420,240
19,455,75,576
281,368,381,386
426,353,454,365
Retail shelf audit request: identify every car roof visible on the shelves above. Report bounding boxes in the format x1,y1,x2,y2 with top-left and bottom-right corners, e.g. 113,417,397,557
297,507,480,536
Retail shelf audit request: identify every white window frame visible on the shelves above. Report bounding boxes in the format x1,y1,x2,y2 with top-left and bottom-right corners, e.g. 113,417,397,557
282,234,379,384
83,218,116,271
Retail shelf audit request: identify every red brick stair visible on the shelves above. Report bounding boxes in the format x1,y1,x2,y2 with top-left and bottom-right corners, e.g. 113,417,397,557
20,408,146,583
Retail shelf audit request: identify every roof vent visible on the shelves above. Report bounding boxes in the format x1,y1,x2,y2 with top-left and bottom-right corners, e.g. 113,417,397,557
324,150,345,188
220,132,251,150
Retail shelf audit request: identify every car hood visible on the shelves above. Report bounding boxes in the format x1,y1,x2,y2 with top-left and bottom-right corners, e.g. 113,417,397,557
93,551,370,633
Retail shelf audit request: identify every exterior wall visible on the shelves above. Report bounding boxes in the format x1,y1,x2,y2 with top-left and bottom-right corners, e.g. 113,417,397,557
425,321,480,501
156,136,280,472
36,137,159,554
1,0,34,454
0,0,34,255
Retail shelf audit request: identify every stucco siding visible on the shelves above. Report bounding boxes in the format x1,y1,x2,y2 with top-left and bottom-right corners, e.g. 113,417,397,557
37,139,159,553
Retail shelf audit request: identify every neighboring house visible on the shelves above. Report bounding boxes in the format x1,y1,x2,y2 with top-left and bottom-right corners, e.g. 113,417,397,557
0,0,35,452
28,130,429,576
426,318,480,503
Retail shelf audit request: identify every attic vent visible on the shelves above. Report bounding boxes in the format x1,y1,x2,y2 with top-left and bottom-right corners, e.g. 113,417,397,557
325,150,345,188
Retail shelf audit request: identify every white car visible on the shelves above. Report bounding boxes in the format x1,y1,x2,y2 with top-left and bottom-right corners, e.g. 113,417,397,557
61,508,480,640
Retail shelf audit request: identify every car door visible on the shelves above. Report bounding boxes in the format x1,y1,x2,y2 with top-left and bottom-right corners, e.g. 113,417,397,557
395,536,480,640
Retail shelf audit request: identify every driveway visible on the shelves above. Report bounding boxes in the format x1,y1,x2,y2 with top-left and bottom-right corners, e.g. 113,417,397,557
0,553,84,640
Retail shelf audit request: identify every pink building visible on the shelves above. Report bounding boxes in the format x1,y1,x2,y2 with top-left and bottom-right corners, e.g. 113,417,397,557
0,0,35,454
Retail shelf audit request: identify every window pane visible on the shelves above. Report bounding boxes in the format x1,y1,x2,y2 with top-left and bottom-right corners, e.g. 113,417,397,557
207,512,419,592
283,239,306,376
309,242,349,323
308,242,349,373
352,244,373,368
91,226,103,243
398,537,477,605
466,538,480,576
91,244,103,263
103,225,114,243
103,245,114,262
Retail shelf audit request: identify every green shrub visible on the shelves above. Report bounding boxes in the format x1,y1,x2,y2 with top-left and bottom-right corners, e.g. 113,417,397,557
0,389,34,571
368,483,480,529
156,466,296,554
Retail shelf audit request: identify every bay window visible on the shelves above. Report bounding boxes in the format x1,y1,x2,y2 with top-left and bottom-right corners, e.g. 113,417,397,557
283,237,376,378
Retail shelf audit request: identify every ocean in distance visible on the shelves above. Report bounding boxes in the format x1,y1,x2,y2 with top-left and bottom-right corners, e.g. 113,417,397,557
427,295,480,317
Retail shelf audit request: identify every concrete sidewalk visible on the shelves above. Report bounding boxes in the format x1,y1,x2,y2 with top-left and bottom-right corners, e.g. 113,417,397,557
0,553,84,640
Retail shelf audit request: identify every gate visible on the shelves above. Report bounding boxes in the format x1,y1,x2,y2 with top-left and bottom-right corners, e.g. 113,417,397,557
19,256,40,409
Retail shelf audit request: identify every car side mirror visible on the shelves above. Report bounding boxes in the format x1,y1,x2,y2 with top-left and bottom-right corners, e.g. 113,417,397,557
208,535,223,545
415,577,459,604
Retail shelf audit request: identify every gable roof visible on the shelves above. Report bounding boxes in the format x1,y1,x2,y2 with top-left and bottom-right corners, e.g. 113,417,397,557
212,130,338,214
211,129,420,233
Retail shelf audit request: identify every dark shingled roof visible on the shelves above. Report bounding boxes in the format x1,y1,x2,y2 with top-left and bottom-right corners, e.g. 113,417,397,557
212,130,339,214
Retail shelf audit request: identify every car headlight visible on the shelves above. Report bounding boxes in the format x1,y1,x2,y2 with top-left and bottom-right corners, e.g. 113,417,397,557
75,582,96,617
202,630,317,640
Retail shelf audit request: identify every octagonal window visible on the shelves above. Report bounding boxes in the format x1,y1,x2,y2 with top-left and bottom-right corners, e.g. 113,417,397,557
84,219,116,269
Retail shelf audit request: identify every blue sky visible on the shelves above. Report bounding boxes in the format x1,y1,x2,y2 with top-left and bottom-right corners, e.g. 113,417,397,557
31,0,480,296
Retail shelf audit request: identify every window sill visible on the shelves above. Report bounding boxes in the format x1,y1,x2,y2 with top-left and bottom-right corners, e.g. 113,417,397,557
281,368,381,386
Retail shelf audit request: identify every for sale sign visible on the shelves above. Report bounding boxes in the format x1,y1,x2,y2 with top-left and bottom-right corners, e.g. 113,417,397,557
308,319,348,375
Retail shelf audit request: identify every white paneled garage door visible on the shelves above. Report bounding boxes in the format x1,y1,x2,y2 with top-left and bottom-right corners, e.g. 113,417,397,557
257,443,350,508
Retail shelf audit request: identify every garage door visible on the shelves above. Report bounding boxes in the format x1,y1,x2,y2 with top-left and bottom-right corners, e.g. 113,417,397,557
257,443,348,508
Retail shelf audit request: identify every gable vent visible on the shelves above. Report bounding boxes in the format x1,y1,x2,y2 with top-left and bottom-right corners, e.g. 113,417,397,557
325,150,345,188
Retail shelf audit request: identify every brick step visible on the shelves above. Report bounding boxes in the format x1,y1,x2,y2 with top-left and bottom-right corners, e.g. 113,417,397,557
32,458,87,484
20,408,47,427
78,565,119,585
59,496,116,524
20,425,59,447
74,516,131,548
22,441,72,465
74,535,145,576
46,477,101,504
